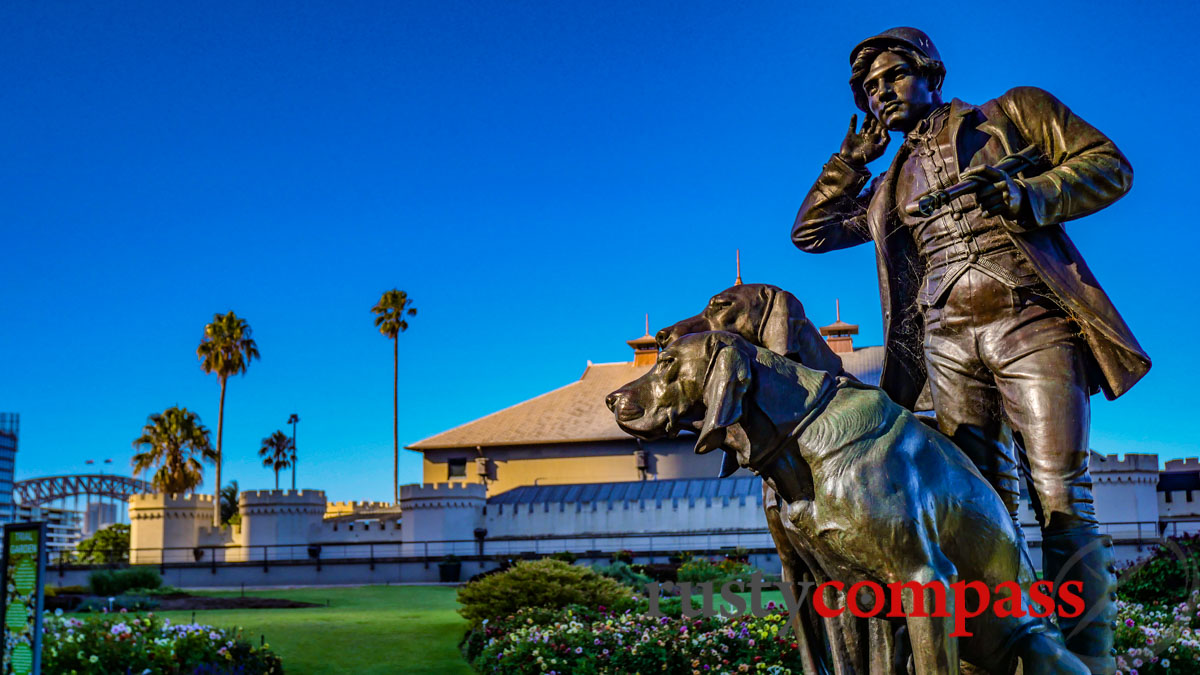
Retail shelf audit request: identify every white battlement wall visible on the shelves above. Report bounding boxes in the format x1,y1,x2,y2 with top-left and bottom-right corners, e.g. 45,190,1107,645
399,483,485,543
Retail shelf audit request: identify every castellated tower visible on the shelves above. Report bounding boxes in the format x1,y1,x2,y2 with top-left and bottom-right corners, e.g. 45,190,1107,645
129,493,218,564
1090,452,1160,536
238,489,327,550
398,483,485,544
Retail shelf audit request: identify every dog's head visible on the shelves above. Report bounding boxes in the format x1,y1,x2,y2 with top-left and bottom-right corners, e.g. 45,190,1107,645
654,284,841,375
607,331,757,478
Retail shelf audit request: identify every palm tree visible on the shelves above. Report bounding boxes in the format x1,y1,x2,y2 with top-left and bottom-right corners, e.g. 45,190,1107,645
197,311,260,525
371,289,417,505
220,480,240,525
131,406,217,494
258,431,294,490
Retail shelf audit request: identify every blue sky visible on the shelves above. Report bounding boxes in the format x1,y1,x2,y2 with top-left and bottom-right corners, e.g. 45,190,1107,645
2,1,1197,502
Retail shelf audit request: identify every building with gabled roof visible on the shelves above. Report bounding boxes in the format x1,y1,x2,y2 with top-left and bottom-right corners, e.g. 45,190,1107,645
408,313,885,497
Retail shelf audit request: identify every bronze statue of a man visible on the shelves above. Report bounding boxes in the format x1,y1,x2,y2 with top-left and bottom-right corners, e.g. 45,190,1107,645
792,27,1151,674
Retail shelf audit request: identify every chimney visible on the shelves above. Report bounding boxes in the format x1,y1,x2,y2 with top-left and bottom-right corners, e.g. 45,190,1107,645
627,314,658,366
819,299,859,354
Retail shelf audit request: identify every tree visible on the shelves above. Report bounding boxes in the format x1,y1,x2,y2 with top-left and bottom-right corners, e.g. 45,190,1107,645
131,406,216,493
258,431,294,490
371,289,417,505
75,523,130,564
220,480,240,526
197,311,260,526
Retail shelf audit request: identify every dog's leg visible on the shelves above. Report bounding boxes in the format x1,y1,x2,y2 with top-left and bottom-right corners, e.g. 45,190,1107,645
764,484,827,675
899,560,960,675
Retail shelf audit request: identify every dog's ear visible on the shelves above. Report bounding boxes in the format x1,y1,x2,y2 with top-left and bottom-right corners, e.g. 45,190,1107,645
694,344,750,456
761,289,843,374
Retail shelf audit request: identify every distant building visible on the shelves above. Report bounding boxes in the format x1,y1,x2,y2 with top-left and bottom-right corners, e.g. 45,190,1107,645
407,319,883,496
0,414,18,519
9,503,82,558
84,501,119,537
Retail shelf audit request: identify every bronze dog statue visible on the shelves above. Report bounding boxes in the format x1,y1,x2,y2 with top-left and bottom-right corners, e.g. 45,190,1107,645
607,331,1087,675
656,283,848,378
657,284,882,674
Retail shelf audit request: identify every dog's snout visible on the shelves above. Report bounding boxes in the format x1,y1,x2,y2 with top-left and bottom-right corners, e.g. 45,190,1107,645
606,390,645,422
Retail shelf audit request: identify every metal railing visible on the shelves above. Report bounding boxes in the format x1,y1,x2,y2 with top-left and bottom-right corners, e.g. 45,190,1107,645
45,528,781,573
39,518,1200,574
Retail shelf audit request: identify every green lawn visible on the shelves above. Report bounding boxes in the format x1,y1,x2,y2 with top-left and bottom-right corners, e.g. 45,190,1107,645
156,585,472,675
135,584,784,674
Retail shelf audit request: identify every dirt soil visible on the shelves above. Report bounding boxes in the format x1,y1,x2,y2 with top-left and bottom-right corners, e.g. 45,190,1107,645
154,593,322,610
50,592,321,611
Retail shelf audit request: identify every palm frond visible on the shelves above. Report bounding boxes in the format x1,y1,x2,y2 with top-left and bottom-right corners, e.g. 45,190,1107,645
198,311,261,379
371,289,417,339
130,406,215,493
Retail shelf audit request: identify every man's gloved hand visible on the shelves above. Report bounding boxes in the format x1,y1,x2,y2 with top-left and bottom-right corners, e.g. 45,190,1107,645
961,164,1028,220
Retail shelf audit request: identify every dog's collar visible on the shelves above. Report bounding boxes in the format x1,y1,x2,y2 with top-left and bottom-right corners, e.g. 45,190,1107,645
746,373,838,473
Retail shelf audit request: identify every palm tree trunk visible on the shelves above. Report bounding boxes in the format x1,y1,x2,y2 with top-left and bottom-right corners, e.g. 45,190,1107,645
393,335,399,506
291,425,297,491
275,468,279,491
215,378,227,527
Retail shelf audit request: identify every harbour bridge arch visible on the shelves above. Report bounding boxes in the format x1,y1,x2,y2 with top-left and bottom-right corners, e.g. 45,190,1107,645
14,474,154,507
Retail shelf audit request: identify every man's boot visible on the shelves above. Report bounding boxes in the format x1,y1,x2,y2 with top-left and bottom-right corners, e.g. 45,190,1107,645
1041,529,1117,675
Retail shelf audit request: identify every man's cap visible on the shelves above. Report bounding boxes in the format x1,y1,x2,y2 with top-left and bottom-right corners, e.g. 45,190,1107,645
850,27,941,66
849,27,943,112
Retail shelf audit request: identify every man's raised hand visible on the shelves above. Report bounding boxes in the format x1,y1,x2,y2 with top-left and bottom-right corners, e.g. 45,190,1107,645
838,114,889,167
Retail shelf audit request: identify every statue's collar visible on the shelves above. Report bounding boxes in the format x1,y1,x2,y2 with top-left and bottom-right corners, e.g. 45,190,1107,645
949,98,978,117
906,102,951,141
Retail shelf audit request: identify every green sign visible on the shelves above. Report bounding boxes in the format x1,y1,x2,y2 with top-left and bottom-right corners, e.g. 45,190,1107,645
2,523,45,675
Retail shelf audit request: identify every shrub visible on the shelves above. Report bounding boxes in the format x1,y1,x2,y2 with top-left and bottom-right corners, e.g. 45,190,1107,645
677,557,757,585
43,612,282,674
88,567,163,596
1119,535,1200,605
548,551,577,564
87,570,120,596
611,550,634,564
723,546,750,563
456,558,634,626
592,560,652,592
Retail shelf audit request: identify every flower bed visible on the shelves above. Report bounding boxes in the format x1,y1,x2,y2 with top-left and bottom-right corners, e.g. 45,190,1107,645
1116,593,1200,674
463,604,808,674
463,593,1200,674
43,610,283,674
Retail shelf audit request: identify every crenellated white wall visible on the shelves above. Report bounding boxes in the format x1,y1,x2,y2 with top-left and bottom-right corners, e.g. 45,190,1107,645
316,518,404,543
237,490,326,549
399,483,485,543
487,490,764,538
1091,453,1161,533
129,493,230,563
125,450,1200,574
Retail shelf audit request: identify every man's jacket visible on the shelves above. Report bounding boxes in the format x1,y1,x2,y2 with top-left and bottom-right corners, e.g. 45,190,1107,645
792,86,1150,409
